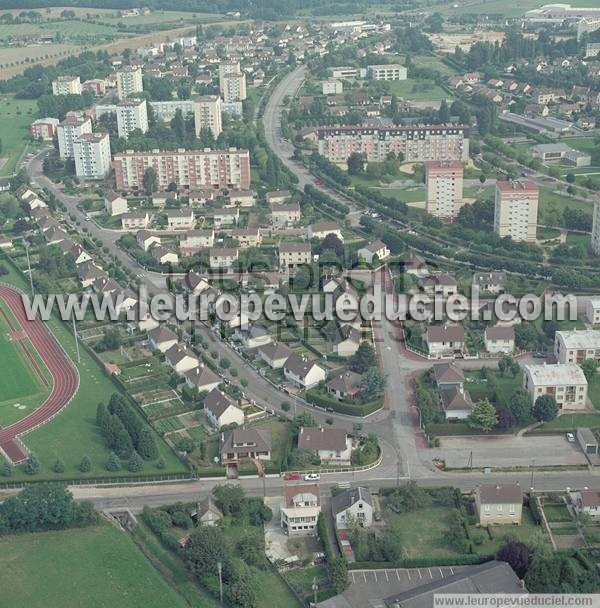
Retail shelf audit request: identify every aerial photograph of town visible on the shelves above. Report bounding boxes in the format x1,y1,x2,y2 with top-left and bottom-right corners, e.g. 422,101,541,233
2,0,600,606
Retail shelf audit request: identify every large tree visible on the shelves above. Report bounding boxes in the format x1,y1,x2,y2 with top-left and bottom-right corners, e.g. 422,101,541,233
350,342,377,373
143,166,157,194
497,540,531,579
533,395,558,422
508,388,533,424
213,484,246,517
469,399,498,432
184,526,229,578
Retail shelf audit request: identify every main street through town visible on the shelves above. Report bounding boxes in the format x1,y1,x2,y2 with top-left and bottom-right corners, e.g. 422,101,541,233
18,66,600,511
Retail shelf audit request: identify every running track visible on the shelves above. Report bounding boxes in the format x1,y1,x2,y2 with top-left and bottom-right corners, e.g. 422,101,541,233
0,285,79,463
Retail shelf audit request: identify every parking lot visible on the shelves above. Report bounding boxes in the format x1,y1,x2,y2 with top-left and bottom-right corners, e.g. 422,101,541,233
318,566,470,608
430,435,588,469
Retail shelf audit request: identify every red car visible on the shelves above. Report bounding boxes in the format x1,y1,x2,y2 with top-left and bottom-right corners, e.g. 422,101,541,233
283,472,301,480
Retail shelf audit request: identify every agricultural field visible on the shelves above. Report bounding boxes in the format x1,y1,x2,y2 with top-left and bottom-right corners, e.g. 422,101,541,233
0,257,186,480
0,524,188,608
0,97,38,176
437,0,600,17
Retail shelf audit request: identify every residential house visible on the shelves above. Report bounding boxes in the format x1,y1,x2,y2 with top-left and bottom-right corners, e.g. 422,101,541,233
185,364,221,394
180,229,214,256
77,261,107,289
307,222,343,241
441,386,474,421
104,192,128,216
266,191,292,204
271,203,301,228
587,298,600,325
574,490,600,519
298,427,352,465
425,325,465,357
283,354,326,389
220,428,272,463
192,496,223,527
432,362,465,390
188,189,216,207
166,209,195,231
152,192,178,208
203,388,245,429
236,323,272,349
484,326,515,354
331,487,373,529
213,208,239,228
523,363,588,410
164,343,199,375
279,243,311,272
357,240,390,264
475,484,523,526
419,273,458,297
209,247,239,269
151,246,179,265
280,484,321,536
332,325,361,357
231,228,262,248
227,190,256,207
136,230,161,251
472,271,506,294
148,325,178,353
554,329,600,364
327,370,362,400
186,272,211,295
257,342,293,369
121,212,151,230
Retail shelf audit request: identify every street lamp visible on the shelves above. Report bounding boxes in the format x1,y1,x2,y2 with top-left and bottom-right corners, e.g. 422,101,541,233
217,561,223,605
312,576,318,606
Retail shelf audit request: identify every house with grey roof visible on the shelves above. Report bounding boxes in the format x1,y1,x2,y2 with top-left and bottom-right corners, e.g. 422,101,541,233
327,370,362,400
331,486,373,529
220,428,272,463
425,325,465,357
297,427,352,465
203,388,244,429
475,484,522,525
185,364,221,394
257,342,293,369
191,496,223,527
284,354,326,389
148,325,178,353
484,325,515,354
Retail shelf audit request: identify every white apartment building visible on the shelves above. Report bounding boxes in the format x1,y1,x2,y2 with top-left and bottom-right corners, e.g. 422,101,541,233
194,95,222,138
222,72,247,102
493,180,539,242
73,132,112,179
587,298,600,325
116,66,143,100
116,98,149,139
314,124,469,164
425,160,464,219
52,76,81,96
523,363,588,410
57,116,92,159
322,79,343,95
113,148,250,192
218,61,241,92
149,100,195,122
554,329,600,364
368,64,407,81
592,195,600,256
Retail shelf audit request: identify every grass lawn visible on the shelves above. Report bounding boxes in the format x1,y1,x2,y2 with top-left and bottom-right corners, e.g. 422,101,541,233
248,417,292,466
588,374,600,410
565,232,591,247
0,255,185,480
411,55,457,77
533,412,600,433
543,503,572,523
437,0,600,16
561,137,598,155
0,524,188,608
537,226,561,240
384,506,459,558
0,97,37,176
464,369,522,406
386,79,449,102
538,187,594,224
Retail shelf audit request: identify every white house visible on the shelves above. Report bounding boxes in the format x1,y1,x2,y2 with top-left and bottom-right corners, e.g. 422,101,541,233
280,484,321,536
104,192,128,216
484,326,515,354
213,208,239,227
164,343,199,375
297,427,352,465
587,298,600,325
203,388,245,429
151,245,179,265
307,222,343,241
441,386,474,421
425,325,465,357
283,354,326,389
167,209,195,231
136,230,161,251
148,325,178,353
266,190,291,204
257,342,293,369
227,190,256,207
575,490,600,519
331,487,373,529
209,248,238,269
357,240,390,265
122,212,151,230
185,364,221,394
332,325,361,357
475,484,523,526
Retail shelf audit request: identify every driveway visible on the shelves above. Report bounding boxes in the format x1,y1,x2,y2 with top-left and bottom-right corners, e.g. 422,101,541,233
430,435,587,469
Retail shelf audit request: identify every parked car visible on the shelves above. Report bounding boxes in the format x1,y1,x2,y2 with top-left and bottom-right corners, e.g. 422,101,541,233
283,472,301,480
566,433,575,443
304,473,321,481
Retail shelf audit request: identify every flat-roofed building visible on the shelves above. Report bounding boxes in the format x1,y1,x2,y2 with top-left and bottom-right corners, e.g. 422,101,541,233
116,98,148,139
116,66,143,100
554,329,600,363
52,76,81,96
425,160,464,219
523,363,588,410
73,132,112,179
494,180,539,242
368,64,407,81
194,95,222,138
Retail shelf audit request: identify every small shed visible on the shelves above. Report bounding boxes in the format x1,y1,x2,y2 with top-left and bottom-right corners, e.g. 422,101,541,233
577,427,598,455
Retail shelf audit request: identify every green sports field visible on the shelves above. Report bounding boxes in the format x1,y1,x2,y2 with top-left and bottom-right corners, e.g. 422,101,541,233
0,301,52,426
0,524,188,608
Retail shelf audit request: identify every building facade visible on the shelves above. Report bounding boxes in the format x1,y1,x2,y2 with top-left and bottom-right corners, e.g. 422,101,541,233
592,196,600,256
73,132,112,179
523,363,588,410
425,160,464,219
116,66,143,100
494,180,539,242
116,98,149,139
30,117,60,141
113,148,251,192
368,64,407,80
194,95,222,138
149,100,195,122
314,124,469,164
57,116,92,159
222,72,247,102
52,76,81,96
